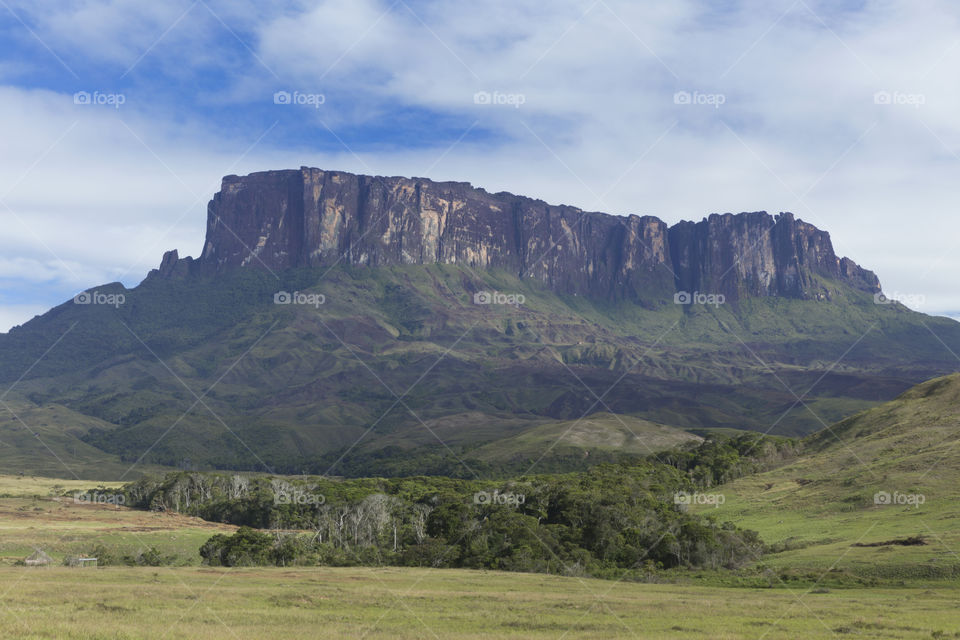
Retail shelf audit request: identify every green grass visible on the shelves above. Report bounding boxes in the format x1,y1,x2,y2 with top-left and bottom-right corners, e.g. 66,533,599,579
0,492,233,566
699,373,960,582
470,412,701,461
0,475,122,498
1,566,958,639
0,397,172,480
8,364,960,640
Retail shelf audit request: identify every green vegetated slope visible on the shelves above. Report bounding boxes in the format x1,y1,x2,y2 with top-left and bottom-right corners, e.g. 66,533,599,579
0,394,170,480
469,413,702,461
705,373,960,582
1,263,958,475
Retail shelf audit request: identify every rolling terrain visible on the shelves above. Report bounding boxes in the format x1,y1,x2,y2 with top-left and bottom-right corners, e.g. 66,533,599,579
1,169,959,477
1,263,954,477
702,373,960,582
0,473,957,639
3,376,960,638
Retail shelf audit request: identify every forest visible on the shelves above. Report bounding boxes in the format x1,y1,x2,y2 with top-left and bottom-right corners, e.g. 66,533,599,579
112,434,792,576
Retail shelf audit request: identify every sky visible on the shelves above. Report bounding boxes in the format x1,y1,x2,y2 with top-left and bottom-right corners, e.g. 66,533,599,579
1,0,959,331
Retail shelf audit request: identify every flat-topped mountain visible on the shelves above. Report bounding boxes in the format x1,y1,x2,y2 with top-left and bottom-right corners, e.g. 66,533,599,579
0,169,956,478
155,168,878,303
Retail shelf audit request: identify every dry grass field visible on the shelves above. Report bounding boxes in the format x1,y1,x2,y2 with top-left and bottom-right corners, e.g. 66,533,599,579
3,564,960,639
0,478,958,639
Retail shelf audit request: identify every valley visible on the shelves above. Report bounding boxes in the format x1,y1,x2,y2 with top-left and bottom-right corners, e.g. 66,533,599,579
2,169,960,638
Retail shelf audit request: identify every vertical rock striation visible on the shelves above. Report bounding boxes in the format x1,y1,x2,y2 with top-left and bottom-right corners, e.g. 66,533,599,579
153,167,880,303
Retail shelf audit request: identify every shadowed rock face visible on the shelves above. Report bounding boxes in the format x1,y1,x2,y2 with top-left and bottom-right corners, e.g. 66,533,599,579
154,167,880,303
668,211,880,300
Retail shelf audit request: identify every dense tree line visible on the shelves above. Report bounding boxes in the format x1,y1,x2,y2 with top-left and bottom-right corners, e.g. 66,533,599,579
654,433,799,487
121,448,775,576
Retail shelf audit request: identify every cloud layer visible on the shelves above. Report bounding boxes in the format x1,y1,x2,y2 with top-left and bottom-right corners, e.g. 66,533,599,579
1,0,959,330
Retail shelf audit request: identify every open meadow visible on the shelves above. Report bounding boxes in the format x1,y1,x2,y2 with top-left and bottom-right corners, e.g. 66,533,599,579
1,478,959,639
0,476,233,567
2,565,960,639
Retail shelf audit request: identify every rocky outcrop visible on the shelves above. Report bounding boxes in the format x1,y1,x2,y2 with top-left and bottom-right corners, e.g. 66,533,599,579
154,250,195,279
668,212,879,300
152,167,880,303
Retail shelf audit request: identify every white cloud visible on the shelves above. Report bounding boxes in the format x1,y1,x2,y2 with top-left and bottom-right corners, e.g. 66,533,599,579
2,0,960,331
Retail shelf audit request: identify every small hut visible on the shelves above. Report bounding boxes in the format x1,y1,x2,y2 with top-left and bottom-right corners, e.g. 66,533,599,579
65,556,98,568
24,549,53,566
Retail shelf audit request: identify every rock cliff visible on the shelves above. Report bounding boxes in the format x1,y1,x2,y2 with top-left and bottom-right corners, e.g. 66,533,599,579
152,167,880,302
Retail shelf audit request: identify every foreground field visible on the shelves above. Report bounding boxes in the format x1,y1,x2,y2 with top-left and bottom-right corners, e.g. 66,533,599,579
1,565,958,640
2,491,958,639
0,492,233,565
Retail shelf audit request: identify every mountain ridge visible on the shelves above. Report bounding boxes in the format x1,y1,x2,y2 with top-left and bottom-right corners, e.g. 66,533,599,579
150,168,880,305
0,169,957,476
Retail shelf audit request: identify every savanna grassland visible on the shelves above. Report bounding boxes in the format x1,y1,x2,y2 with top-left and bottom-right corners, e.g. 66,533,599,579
0,476,232,566
697,375,960,583
0,471,959,639
5,376,960,639
2,563,959,639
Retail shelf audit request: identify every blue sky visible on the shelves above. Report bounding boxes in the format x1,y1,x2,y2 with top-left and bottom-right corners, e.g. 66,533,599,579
1,0,959,330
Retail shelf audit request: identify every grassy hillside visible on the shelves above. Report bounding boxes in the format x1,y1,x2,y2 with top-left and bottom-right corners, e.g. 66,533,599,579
702,373,960,581
470,412,702,461
2,264,959,474
0,395,172,480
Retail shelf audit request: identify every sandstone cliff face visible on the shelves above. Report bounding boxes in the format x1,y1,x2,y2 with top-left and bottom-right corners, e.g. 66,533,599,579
154,167,879,303
667,211,877,300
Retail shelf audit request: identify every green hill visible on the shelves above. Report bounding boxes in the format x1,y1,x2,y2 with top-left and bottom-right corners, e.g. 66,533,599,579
704,373,960,582
0,394,170,480
470,413,702,461
1,263,959,476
